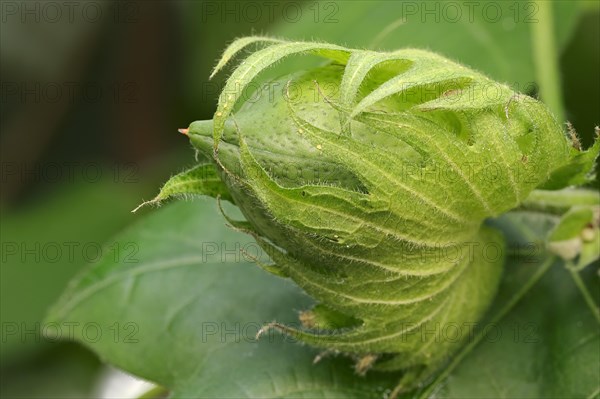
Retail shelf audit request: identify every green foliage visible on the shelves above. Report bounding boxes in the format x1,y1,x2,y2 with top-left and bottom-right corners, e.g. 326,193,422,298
1,180,140,362
160,38,596,391
46,200,400,398
47,2,600,398
270,1,582,88
45,200,600,398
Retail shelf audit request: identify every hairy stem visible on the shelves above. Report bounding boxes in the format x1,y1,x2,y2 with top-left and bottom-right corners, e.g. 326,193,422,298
520,188,600,214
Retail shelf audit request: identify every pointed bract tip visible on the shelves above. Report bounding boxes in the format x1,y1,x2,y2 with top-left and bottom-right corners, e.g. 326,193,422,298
178,128,189,136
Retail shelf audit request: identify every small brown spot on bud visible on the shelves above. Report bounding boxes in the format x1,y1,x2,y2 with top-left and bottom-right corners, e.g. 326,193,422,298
442,89,460,97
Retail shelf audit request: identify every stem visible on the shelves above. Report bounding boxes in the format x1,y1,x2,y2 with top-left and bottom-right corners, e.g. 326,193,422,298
419,256,557,399
520,188,600,214
531,1,565,123
568,265,600,323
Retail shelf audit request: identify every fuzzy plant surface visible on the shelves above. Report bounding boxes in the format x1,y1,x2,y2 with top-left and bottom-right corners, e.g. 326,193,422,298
139,37,600,395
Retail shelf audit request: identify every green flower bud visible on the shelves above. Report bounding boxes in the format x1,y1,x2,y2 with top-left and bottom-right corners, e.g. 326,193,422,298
148,37,599,392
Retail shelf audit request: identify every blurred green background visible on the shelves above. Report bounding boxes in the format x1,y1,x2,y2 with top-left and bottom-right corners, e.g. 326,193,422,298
1,1,598,397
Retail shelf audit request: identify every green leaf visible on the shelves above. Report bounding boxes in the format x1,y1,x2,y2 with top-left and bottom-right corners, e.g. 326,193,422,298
45,200,399,398
431,210,600,398
1,180,140,362
440,263,599,399
45,201,600,398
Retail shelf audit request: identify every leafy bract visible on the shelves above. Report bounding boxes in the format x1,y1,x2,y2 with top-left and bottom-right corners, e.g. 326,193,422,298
271,1,583,88
133,163,232,212
187,38,598,383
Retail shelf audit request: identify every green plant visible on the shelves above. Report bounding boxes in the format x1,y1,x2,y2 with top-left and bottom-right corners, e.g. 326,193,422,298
45,4,600,397
137,37,599,397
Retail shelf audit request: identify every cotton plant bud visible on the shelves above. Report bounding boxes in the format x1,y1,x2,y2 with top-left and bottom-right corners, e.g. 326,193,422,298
148,37,600,393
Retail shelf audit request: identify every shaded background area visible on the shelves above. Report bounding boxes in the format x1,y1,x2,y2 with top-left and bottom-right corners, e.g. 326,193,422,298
1,1,598,397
